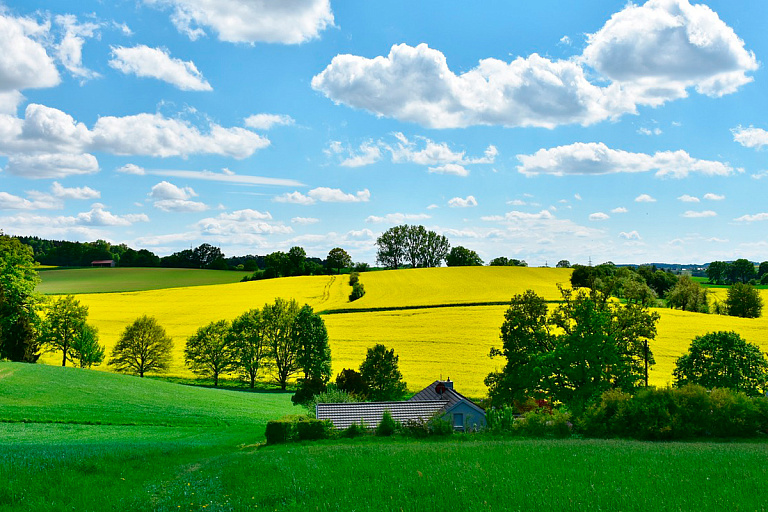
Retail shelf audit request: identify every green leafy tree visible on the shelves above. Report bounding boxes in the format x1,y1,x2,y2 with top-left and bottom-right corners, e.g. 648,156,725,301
262,298,301,390
264,251,290,278
486,287,658,412
706,261,730,285
556,260,571,268
446,246,484,267
729,259,756,284
287,246,307,276
40,295,89,367
229,309,268,388
666,275,709,313
359,344,408,401
725,282,763,318
376,225,407,269
326,247,352,274
336,368,366,397
109,315,173,377
192,243,224,269
69,323,105,368
489,257,527,267
673,331,768,396
292,305,332,404
0,234,42,362
184,320,235,386
758,261,768,280
419,229,450,268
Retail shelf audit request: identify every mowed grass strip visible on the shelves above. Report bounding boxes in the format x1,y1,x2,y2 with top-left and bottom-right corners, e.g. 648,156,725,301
36,267,254,294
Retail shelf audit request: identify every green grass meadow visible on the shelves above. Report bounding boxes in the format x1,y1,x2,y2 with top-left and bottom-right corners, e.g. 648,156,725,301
2,363,768,510
36,267,252,294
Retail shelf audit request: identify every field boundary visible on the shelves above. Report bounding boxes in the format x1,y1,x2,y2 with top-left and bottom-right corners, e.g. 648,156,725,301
319,300,565,315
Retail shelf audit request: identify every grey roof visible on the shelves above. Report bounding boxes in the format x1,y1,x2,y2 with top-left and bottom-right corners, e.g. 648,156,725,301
316,400,448,430
409,381,486,417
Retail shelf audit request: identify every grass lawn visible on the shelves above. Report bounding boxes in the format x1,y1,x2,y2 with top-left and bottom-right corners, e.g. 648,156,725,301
3,363,768,510
36,267,252,294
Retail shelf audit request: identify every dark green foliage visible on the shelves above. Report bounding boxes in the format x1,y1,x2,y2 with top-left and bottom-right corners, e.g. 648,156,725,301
725,282,763,318
349,282,365,301
296,418,333,440
336,368,366,396
707,259,758,285
376,410,397,436
349,272,360,286
673,331,768,395
580,385,767,440
228,309,268,388
489,257,527,267
266,416,332,443
292,377,327,406
515,409,572,438
69,323,105,368
292,305,331,403
486,287,658,412
342,421,367,438
265,420,294,444
0,234,41,362
555,260,571,268
486,405,518,433
326,247,352,274
758,261,768,279
428,415,454,436
108,315,173,377
446,246,484,266
376,225,449,269
353,262,370,272
262,298,301,390
359,344,408,401
666,275,708,312
40,295,90,367
304,387,360,417
184,320,235,386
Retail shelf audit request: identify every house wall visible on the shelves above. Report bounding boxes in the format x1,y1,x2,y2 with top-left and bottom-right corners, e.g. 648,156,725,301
443,401,486,431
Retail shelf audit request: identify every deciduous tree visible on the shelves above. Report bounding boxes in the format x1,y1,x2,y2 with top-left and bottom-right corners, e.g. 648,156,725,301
262,298,301,390
70,323,105,368
109,315,173,377
359,344,407,401
40,295,89,367
725,282,763,318
446,246,483,267
666,275,708,313
326,247,352,274
229,309,268,388
0,234,41,363
291,305,332,404
185,320,235,386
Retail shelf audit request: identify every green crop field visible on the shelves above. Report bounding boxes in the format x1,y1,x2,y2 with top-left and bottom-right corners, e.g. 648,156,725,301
3,363,768,510
36,267,252,294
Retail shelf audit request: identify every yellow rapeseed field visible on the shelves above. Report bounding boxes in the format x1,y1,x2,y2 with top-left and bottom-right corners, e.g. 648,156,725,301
37,267,768,398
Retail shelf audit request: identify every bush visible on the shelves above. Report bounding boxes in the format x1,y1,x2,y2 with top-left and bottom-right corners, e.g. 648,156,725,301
429,416,454,436
296,418,333,441
579,389,632,438
342,421,367,438
376,410,397,437
514,409,572,438
401,418,431,438
305,386,359,417
349,282,365,301
265,420,294,444
486,405,518,433
349,272,359,286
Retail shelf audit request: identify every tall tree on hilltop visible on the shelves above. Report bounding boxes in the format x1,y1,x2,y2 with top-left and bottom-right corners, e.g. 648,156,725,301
0,234,42,363
109,315,173,377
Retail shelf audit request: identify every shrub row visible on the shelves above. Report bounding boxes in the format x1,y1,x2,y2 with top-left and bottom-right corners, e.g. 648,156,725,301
487,407,573,438
265,416,334,444
349,272,365,301
580,385,768,440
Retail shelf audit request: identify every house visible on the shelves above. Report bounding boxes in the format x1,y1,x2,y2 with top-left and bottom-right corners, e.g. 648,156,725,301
91,260,115,268
316,379,486,431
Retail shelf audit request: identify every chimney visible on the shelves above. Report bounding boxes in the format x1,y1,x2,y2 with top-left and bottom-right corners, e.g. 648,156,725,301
444,378,453,390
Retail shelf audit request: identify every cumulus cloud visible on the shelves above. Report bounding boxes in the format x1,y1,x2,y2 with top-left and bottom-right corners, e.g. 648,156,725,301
144,0,334,44
732,126,768,149
0,191,60,210
682,210,717,218
4,153,99,179
327,140,382,168
313,1,755,129
116,163,146,175
619,231,642,240
448,196,478,208
244,114,295,130
678,194,699,202
611,207,628,213
516,142,735,178
77,203,150,226
734,213,768,222
291,217,319,225
365,213,431,224
589,212,610,221
638,127,662,136
109,45,212,91
55,15,101,80
149,181,208,212
51,181,100,200
429,164,469,177
704,193,725,201
0,13,60,92
274,187,370,205
635,194,656,203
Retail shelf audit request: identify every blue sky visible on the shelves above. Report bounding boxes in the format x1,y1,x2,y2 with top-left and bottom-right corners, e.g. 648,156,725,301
0,0,766,265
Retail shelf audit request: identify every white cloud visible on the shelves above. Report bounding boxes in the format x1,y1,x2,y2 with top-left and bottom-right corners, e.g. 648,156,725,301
149,181,197,200
589,212,609,221
116,163,146,175
149,181,208,212
619,231,641,240
678,194,699,202
335,140,382,168
55,15,101,81
734,213,768,222
703,193,725,201
635,194,656,203
507,199,527,206
275,187,370,205
682,210,717,218
0,191,60,210
582,0,757,103
51,181,100,200
426,204,439,210
638,127,662,136
428,164,469,177
76,203,150,226
516,142,735,178
244,114,295,130
574,194,582,201
732,126,768,149
365,213,431,224
143,169,303,187
109,45,212,91
448,196,478,208
195,210,292,240
0,13,60,92
144,0,334,44
291,217,319,225
4,153,99,179
611,207,628,213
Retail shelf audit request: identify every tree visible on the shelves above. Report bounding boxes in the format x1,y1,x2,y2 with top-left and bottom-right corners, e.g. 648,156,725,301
262,298,301,390
666,275,708,313
359,344,407,401
292,305,332,405
489,257,527,267
326,247,352,274
758,261,768,280
725,282,763,318
109,315,173,377
185,320,235,386
486,287,659,412
336,368,366,397
446,246,484,267
706,261,730,285
376,225,407,269
0,234,42,362
40,295,89,367
287,246,307,276
673,331,768,396
229,309,268,388
729,259,756,284
556,260,571,268
192,243,224,269
264,251,289,278
419,228,450,268
69,323,105,368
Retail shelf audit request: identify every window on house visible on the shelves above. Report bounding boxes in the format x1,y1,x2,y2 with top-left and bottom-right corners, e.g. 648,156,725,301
453,413,464,429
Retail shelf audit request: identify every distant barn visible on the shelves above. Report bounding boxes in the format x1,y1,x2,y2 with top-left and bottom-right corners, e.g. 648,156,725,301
91,260,115,268
316,379,486,431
